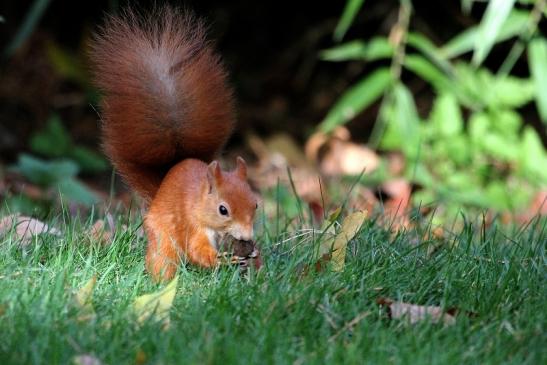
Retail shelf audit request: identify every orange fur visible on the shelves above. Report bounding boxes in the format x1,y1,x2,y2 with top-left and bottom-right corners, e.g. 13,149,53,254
89,7,257,282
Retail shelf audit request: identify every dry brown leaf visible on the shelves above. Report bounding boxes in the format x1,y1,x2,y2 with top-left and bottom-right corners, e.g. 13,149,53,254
264,133,309,168
88,220,112,244
348,185,378,213
516,190,547,223
135,349,147,365
386,152,405,176
377,297,456,325
0,214,61,246
304,131,329,162
381,179,412,231
316,210,367,272
305,127,351,163
331,210,367,271
320,140,380,177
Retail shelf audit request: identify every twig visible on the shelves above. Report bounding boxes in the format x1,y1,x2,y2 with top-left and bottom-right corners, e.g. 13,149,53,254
328,311,371,342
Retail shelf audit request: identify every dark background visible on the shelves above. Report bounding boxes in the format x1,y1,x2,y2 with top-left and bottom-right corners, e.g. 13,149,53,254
3,0,542,160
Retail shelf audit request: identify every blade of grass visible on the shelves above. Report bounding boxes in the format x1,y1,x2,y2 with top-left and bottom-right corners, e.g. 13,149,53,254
4,0,52,57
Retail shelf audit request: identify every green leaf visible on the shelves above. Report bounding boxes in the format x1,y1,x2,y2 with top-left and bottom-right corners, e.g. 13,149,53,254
57,178,98,205
454,63,533,109
70,146,108,174
484,181,511,210
528,38,547,124
380,84,421,161
406,32,454,73
473,0,517,65
14,154,78,185
441,10,528,59
133,275,178,327
320,37,393,62
520,126,547,183
334,0,365,42
430,93,463,136
30,115,71,158
319,68,391,133
491,76,534,108
393,84,421,160
45,40,89,86
404,55,454,92
469,113,519,161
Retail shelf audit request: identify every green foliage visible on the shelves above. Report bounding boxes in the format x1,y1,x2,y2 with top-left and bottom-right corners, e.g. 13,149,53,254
529,37,547,123
440,9,529,59
11,154,98,206
321,0,547,219
319,68,392,133
472,0,517,65
333,0,366,42
30,114,108,174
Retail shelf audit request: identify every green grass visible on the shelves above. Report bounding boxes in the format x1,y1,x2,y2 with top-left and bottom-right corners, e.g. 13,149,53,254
0,210,545,365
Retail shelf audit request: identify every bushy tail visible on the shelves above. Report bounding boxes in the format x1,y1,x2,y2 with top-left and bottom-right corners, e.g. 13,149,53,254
89,6,235,201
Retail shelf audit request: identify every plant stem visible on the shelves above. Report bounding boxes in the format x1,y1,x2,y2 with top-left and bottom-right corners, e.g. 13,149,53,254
497,0,546,76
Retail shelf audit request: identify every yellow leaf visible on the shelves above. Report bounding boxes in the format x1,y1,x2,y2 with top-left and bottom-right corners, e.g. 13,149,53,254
74,276,97,321
132,275,178,327
316,207,342,257
331,210,367,272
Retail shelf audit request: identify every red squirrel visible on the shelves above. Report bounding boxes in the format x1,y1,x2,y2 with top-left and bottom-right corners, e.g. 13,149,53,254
89,6,258,282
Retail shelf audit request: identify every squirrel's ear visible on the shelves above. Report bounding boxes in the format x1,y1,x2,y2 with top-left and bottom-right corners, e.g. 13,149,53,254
207,161,222,193
235,156,247,179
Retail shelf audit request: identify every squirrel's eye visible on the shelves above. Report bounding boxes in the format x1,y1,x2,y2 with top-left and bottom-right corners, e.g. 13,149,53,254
219,204,229,216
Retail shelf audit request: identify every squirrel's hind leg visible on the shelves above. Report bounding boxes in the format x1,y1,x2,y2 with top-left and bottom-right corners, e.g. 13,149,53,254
144,223,180,282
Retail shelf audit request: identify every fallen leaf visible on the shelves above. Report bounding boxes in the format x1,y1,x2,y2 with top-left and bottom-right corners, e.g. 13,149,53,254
305,127,351,162
377,297,456,325
0,214,61,246
305,127,379,177
88,220,112,244
386,152,405,176
348,185,378,213
308,201,325,227
135,349,147,365
74,276,97,322
132,275,178,328
516,190,547,223
316,210,367,273
320,139,380,176
331,210,367,271
72,354,103,365
381,178,412,231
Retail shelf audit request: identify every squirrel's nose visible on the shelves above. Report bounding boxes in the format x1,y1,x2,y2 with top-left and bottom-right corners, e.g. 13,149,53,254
235,226,254,241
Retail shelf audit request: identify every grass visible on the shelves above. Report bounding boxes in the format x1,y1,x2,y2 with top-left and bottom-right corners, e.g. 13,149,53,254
0,208,545,365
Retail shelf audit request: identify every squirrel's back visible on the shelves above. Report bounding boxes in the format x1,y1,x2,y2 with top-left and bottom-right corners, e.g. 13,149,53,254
89,6,235,201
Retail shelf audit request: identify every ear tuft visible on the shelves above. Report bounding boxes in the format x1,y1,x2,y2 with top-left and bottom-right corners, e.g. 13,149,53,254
207,161,222,192
235,156,247,179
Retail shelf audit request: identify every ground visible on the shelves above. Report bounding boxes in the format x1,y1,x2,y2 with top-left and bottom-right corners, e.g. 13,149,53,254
0,212,545,364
